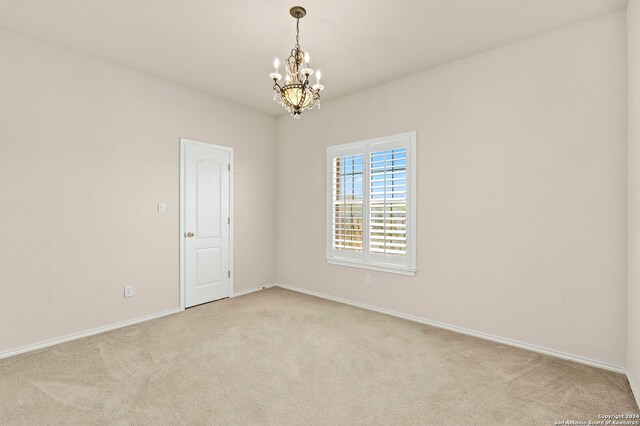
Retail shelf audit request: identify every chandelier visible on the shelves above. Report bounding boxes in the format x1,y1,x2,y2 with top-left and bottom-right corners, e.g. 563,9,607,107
269,6,324,119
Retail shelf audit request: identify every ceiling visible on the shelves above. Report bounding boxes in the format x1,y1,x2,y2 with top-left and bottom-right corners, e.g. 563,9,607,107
0,0,628,115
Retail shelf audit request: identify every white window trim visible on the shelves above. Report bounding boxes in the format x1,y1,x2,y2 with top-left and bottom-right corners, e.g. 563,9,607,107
326,131,417,276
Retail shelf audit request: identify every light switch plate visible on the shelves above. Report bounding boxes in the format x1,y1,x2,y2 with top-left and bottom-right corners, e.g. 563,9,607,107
158,203,166,214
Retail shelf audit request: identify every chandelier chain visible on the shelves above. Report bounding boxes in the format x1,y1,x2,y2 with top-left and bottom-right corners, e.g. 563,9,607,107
295,18,300,50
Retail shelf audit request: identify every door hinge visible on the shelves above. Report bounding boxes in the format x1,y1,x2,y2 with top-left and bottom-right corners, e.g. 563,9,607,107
228,270,231,278
227,217,230,225
228,164,230,172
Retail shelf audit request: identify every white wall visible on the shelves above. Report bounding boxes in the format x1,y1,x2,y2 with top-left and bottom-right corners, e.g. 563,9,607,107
276,11,627,368
0,28,277,354
628,0,640,404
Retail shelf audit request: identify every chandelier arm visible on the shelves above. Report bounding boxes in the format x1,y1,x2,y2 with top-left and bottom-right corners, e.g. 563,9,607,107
299,87,306,108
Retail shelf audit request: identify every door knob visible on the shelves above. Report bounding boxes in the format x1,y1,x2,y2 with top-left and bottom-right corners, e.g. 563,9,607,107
185,232,195,238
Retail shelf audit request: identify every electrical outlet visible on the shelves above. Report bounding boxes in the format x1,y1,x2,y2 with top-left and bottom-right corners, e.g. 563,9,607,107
158,203,166,214
365,275,372,286
124,285,134,298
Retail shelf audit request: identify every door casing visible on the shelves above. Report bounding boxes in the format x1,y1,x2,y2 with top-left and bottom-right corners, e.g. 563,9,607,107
179,138,234,310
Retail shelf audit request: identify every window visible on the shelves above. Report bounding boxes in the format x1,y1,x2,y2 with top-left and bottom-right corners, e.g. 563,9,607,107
327,132,416,275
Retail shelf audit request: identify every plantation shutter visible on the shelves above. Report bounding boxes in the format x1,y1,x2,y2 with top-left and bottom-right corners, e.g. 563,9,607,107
327,132,415,275
369,147,408,256
331,153,364,253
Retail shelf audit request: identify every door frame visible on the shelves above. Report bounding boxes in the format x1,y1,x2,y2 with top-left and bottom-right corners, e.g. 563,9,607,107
179,138,234,310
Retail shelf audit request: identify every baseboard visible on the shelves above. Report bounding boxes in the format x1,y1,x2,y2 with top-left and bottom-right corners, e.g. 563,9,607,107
274,283,626,374
0,285,273,360
0,307,182,360
628,371,640,409
232,285,273,298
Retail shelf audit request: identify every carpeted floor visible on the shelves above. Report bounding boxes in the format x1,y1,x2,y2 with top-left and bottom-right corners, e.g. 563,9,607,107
0,287,637,425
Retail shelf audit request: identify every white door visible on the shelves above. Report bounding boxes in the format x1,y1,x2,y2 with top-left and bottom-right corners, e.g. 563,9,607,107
184,142,231,307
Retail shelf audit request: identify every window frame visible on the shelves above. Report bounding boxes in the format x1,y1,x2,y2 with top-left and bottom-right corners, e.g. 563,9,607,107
326,131,417,276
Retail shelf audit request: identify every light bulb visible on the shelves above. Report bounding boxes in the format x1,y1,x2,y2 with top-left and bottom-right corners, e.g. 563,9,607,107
316,70,321,84
274,57,280,71
304,52,310,66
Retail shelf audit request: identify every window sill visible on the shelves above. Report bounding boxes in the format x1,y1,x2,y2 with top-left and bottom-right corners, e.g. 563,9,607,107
326,258,416,276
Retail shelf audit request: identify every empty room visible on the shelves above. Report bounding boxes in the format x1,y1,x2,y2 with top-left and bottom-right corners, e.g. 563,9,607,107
1,0,639,424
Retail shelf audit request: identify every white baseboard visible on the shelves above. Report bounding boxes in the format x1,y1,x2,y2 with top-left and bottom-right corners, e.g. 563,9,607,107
0,285,272,360
628,371,640,409
0,307,182,360
232,285,273,298
274,283,626,374
3,284,635,407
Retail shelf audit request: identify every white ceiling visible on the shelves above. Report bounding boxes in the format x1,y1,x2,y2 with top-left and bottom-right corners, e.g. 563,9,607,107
0,0,628,115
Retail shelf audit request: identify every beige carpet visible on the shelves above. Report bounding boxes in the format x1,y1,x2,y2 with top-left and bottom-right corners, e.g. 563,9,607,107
0,287,637,425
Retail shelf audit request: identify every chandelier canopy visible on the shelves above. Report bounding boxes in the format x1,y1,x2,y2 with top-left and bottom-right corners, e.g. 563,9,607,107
269,6,324,119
